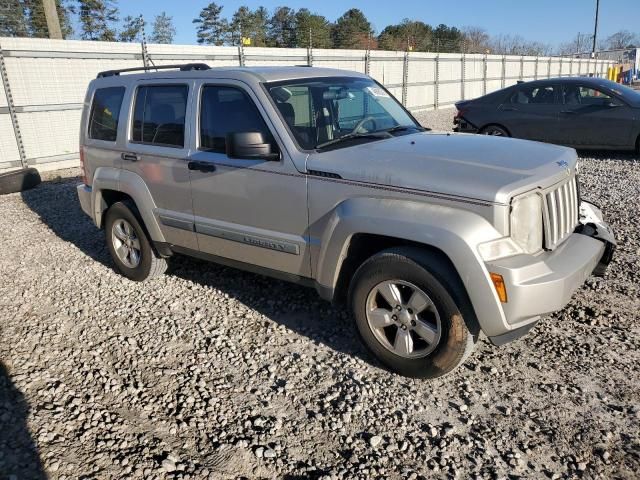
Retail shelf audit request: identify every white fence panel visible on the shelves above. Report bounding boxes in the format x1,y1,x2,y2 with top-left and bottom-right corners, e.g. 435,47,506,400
0,37,614,170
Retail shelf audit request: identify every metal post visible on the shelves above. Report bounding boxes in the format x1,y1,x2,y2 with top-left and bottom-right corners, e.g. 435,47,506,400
534,56,539,79
461,52,466,100
42,0,63,39
0,43,27,168
364,33,371,75
434,54,440,110
140,15,149,69
559,57,563,77
570,57,573,77
501,55,506,88
519,55,524,80
482,53,487,95
402,50,409,106
592,0,600,56
548,57,552,78
307,28,313,67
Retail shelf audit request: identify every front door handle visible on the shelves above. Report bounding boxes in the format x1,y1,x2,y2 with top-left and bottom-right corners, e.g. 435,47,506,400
501,106,517,111
121,152,138,162
560,110,576,114
188,161,216,173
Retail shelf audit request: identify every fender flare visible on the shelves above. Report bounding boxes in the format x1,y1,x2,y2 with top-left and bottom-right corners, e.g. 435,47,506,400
91,167,166,243
315,197,510,337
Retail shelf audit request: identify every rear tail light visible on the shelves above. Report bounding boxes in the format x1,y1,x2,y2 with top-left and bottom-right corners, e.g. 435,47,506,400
79,146,89,185
454,108,467,119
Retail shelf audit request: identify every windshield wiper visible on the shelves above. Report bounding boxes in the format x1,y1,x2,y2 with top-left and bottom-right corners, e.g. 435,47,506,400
315,132,390,150
379,125,426,134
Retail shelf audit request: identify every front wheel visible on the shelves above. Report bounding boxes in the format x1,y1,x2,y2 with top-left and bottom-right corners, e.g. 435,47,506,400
480,125,509,137
349,247,477,378
104,201,167,281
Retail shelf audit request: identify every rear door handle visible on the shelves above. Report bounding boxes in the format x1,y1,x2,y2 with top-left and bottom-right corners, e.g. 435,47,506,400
501,106,517,111
121,152,138,162
188,161,216,172
560,110,576,114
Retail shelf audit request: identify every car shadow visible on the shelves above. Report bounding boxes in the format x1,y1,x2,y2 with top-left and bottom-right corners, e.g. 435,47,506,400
21,176,376,368
0,362,46,479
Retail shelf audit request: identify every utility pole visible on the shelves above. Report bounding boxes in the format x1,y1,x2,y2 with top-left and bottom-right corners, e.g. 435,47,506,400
592,0,600,56
42,0,63,39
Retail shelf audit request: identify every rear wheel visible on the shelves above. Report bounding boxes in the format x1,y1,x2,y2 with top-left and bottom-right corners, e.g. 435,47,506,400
104,201,167,281
480,125,509,137
349,247,478,378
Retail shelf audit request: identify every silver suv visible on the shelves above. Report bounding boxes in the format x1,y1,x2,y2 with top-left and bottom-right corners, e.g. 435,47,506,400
77,64,615,378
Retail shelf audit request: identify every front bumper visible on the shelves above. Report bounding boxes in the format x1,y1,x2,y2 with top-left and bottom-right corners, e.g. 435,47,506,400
485,201,615,345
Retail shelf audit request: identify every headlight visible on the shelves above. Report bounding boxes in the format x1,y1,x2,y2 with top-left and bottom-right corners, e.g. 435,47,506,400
510,193,543,255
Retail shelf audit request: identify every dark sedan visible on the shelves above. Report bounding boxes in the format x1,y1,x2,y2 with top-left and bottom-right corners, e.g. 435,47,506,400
454,77,640,152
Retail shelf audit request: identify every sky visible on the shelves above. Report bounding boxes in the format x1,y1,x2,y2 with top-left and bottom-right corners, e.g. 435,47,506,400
116,0,640,47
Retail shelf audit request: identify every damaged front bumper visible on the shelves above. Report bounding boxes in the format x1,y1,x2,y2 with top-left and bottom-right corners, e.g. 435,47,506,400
485,200,615,346
575,200,616,276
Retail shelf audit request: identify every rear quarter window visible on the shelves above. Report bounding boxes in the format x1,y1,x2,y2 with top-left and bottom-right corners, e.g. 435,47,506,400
88,87,125,142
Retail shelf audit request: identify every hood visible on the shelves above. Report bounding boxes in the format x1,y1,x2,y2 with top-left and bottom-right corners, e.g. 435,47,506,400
306,132,577,204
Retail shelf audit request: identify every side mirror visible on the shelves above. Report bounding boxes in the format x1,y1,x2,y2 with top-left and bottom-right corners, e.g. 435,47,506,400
226,132,280,161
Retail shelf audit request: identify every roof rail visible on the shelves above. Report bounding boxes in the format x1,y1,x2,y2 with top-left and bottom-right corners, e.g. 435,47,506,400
97,63,210,78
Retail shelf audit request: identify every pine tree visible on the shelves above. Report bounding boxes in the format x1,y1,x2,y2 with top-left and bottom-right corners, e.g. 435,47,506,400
0,0,29,36
77,0,119,41
151,11,175,44
26,0,74,38
332,9,372,49
229,6,268,46
118,15,144,42
294,8,332,49
193,2,228,46
267,6,296,48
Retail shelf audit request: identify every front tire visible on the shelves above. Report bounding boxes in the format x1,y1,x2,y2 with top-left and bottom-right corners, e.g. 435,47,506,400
349,247,477,378
104,201,167,281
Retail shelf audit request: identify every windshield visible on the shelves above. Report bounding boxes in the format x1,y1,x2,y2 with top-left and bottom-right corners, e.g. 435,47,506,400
597,79,640,105
266,76,421,150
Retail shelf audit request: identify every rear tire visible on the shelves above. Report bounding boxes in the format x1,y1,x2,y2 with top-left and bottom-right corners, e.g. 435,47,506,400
104,201,167,281
349,247,477,378
480,125,509,137
0,168,41,195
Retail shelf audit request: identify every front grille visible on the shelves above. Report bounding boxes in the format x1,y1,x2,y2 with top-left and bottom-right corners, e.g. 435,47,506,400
542,175,579,250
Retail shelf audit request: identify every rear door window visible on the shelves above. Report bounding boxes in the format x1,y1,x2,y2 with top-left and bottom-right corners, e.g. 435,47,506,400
511,85,559,104
131,85,188,148
89,87,125,141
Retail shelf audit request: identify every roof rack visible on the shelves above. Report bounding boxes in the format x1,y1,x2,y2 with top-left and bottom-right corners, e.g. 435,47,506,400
97,63,210,78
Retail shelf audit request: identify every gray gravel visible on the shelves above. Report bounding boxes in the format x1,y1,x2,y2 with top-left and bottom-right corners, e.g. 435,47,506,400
1,109,639,479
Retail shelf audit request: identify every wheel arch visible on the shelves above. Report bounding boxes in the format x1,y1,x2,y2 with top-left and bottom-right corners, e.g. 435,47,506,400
91,167,165,243
313,197,510,337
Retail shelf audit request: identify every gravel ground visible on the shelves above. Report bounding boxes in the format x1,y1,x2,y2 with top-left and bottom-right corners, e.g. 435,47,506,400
1,109,639,479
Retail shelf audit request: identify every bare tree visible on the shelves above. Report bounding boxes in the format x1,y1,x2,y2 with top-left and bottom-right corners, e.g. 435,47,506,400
490,34,551,56
604,30,638,50
462,26,490,53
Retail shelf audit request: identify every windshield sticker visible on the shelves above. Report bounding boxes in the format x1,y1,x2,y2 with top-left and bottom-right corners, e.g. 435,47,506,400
366,86,390,98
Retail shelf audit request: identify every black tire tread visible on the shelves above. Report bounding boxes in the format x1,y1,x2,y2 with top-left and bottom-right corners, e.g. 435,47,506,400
0,168,41,195
349,246,477,378
105,201,167,281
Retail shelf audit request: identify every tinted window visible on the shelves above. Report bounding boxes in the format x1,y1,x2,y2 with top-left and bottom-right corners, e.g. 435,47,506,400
89,87,125,141
132,85,188,147
199,86,272,153
563,85,614,105
511,85,558,104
